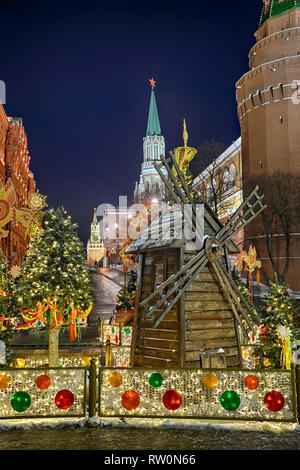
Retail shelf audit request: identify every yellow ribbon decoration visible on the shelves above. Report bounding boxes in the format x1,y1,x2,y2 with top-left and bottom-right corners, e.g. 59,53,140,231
277,325,293,370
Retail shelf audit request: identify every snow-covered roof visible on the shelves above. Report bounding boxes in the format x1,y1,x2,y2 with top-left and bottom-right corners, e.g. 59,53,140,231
126,204,240,254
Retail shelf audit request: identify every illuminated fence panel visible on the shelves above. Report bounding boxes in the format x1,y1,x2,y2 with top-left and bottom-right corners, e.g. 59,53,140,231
13,354,99,369
111,347,131,367
0,367,87,419
99,367,297,422
102,323,133,346
121,327,133,346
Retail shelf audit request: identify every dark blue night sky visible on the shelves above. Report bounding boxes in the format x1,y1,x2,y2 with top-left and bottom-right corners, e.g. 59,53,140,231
0,0,262,243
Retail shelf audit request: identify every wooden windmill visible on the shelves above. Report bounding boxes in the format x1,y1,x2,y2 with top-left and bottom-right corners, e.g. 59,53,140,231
127,150,266,369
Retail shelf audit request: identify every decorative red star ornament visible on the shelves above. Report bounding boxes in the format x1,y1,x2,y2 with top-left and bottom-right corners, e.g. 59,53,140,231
149,77,156,89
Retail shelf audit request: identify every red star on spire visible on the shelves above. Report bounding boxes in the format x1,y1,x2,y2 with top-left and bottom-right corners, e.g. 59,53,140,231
149,77,156,89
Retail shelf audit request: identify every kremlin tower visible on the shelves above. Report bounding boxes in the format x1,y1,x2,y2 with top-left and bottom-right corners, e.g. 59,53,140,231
134,79,168,204
87,208,104,266
236,0,300,290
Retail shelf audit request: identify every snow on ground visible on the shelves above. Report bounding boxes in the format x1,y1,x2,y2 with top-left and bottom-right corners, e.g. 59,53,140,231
0,416,299,434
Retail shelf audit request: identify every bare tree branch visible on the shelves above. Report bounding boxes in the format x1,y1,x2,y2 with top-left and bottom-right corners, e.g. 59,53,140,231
244,172,300,283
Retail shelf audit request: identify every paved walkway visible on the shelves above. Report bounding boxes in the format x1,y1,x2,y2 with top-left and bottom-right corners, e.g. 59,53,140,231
11,268,124,350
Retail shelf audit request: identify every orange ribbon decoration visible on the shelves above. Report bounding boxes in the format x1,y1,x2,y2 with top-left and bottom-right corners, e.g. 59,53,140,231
16,296,92,343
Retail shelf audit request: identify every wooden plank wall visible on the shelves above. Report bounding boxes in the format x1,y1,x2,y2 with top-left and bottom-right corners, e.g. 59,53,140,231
133,248,181,368
184,256,241,368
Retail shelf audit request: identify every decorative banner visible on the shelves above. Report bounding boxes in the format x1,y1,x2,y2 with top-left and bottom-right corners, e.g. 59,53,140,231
0,178,17,237
172,118,197,182
0,178,33,238
235,245,261,301
172,146,197,179
100,368,296,422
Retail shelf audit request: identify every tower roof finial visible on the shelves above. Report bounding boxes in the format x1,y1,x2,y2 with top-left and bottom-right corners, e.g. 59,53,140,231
146,77,161,136
149,77,156,89
92,208,97,225
183,118,188,148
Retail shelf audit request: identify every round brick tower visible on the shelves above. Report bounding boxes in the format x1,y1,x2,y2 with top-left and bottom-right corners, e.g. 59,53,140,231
236,0,300,290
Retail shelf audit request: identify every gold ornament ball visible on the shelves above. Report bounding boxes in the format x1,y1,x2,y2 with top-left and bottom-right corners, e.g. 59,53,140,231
15,358,26,368
81,357,91,367
108,372,123,387
202,373,218,389
0,374,10,390
263,358,272,368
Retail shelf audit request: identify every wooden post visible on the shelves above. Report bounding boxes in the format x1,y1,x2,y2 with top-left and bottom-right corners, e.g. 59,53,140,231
48,309,59,367
179,245,185,368
295,365,300,423
97,318,102,342
105,340,112,367
88,358,97,418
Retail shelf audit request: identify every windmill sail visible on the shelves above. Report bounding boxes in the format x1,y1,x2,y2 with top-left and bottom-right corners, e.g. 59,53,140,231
137,154,266,329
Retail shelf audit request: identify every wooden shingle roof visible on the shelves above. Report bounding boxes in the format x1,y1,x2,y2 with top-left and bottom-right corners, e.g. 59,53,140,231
126,203,240,254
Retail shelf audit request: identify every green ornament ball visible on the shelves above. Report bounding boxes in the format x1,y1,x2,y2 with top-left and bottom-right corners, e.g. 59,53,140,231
11,391,31,413
124,328,131,335
149,372,164,388
220,390,240,411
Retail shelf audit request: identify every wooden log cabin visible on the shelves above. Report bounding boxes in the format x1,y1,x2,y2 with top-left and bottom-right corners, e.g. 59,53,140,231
126,204,258,369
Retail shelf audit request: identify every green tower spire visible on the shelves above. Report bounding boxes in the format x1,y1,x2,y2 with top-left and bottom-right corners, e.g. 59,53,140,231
92,208,97,225
146,79,161,136
259,0,300,28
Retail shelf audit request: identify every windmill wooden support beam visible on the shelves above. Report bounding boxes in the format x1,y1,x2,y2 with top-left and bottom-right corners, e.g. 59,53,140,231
126,153,266,369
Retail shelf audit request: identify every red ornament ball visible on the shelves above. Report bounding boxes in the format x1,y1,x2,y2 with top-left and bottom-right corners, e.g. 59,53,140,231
260,326,268,342
55,389,74,410
264,391,285,412
162,390,182,411
121,390,140,411
244,374,259,391
35,374,51,390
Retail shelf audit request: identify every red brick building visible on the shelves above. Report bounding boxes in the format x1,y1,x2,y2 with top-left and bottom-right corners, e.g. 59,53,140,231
0,103,36,265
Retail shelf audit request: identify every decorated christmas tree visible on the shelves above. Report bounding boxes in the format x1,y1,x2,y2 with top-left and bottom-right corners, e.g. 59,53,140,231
253,276,300,369
26,189,48,254
0,255,19,365
16,207,94,365
115,271,137,311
